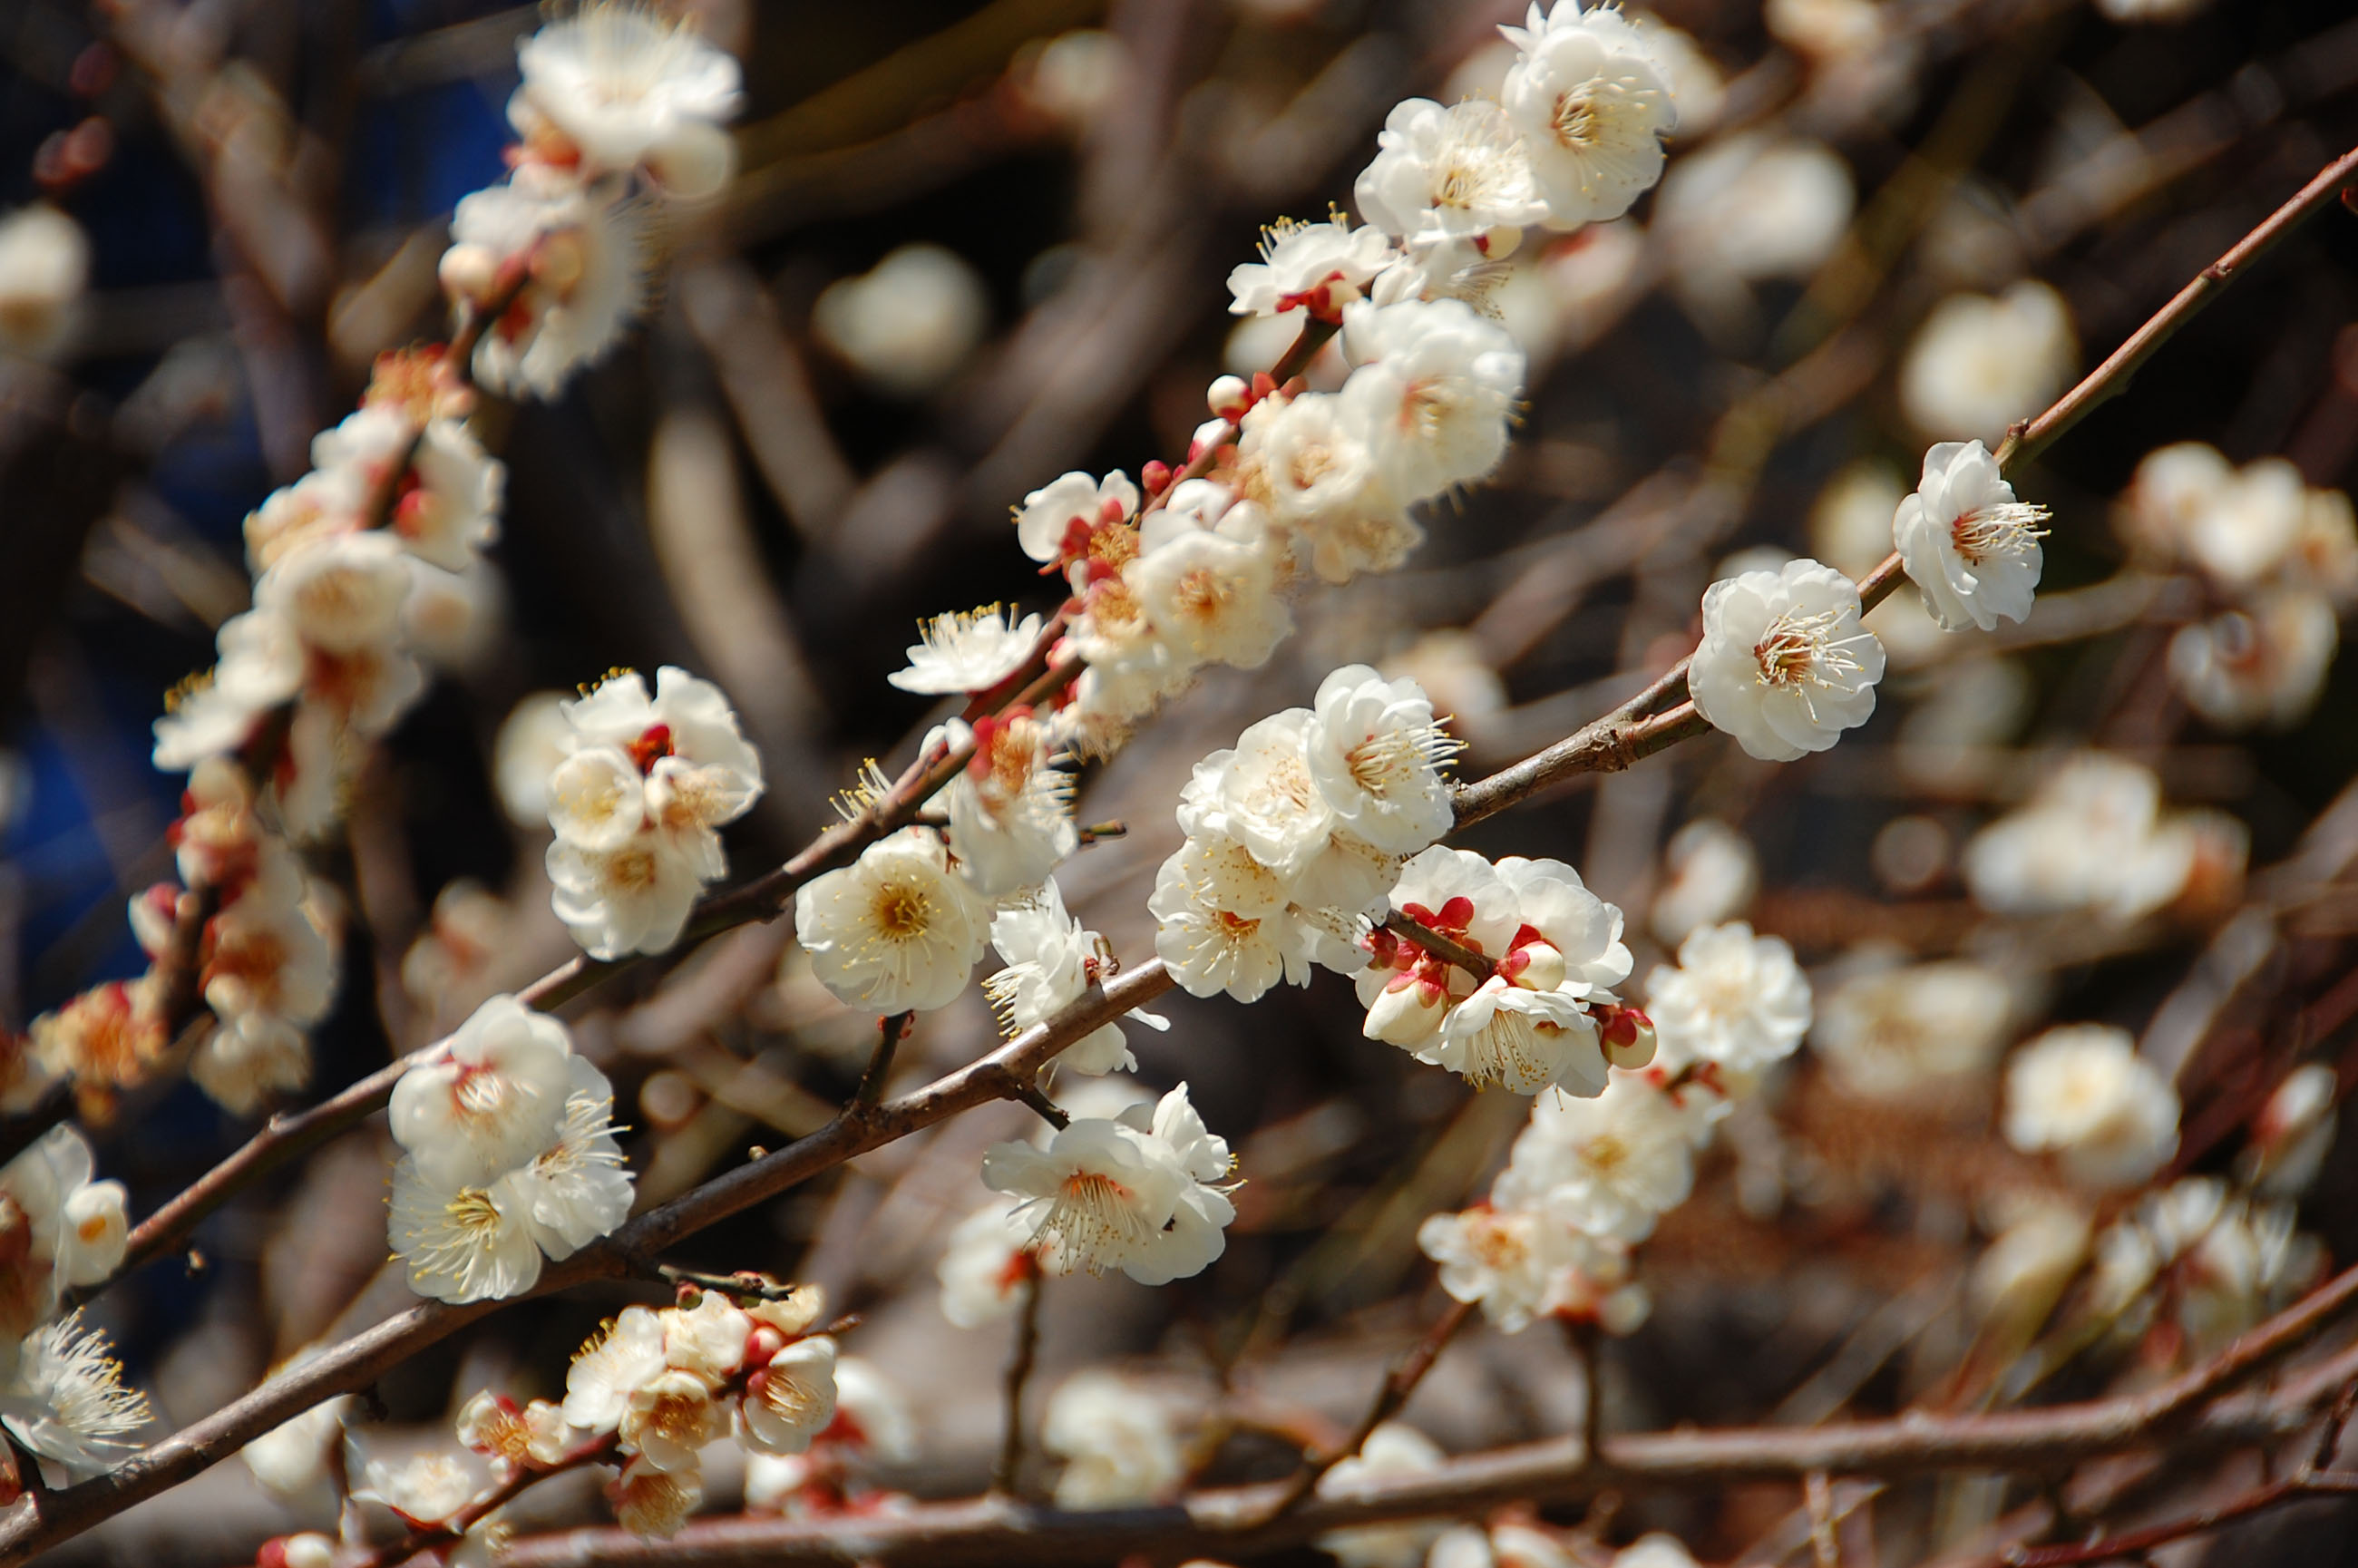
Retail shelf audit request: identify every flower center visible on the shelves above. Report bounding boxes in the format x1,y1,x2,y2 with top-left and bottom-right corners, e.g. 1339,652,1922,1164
1553,88,1600,147
870,883,932,941
625,723,674,774
1043,1170,1155,1265
1174,567,1235,624
1753,607,1870,690
1950,502,2051,566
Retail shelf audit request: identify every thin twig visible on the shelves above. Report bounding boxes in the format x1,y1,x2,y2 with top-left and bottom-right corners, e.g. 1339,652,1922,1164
1992,139,2358,474
1262,1297,1475,1524
348,1433,619,1568
994,1271,1045,1496
1380,910,1496,982
2002,1466,2358,1567
853,1013,913,1109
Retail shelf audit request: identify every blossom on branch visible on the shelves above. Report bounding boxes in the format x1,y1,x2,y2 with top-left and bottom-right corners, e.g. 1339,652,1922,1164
1690,558,1885,762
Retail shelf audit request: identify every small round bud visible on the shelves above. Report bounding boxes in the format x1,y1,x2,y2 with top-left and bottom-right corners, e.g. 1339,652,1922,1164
437,243,498,302
1598,1004,1657,1070
1205,374,1251,420
1142,459,1172,493
1364,972,1447,1047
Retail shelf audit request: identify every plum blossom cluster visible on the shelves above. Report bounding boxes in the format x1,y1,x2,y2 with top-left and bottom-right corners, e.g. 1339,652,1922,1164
559,1285,842,1536
286,1281,845,1555
387,997,633,1303
2115,443,2358,732
25,5,746,1126
1152,667,1460,1006
1418,921,1811,1337
1970,1061,2334,1378
542,667,766,959
441,5,742,396
1359,847,1645,1097
0,1128,146,1486
1012,3,1684,753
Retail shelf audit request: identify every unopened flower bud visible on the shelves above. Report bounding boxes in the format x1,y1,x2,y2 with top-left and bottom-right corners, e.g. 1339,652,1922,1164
1499,940,1564,992
437,242,498,301
1364,973,1447,1047
1476,225,1524,260
1205,374,1251,421
1598,1004,1657,1070
261,1534,336,1568
1142,459,1171,493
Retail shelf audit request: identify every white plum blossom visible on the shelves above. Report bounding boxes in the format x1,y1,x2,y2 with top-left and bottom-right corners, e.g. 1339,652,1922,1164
564,1307,668,1433
886,606,1044,696
391,996,577,1190
1227,216,1394,321
1042,1371,1183,1509
1315,1422,1449,1568
1014,469,1139,565
0,203,89,360
1811,959,2013,1103
939,711,1077,898
1150,832,1300,1004
309,406,505,574
1645,922,1812,1078
151,609,305,772
386,998,631,1301
812,244,991,398
1340,297,1525,502
737,1335,839,1456
447,164,653,399
936,1196,1042,1328
1649,818,1758,943
510,5,742,193
1894,440,2048,632
1689,558,1885,762
544,666,765,959
1306,665,1460,855
1355,98,1548,247
1899,281,2077,445
793,828,994,1013
549,832,712,962
388,1158,546,1303
1494,1072,1697,1242
2002,1025,2181,1191
2168,591,2339,732
981,1085,1236,1285
1498,2,1679,229
1655,134,1853,288
1125,524,1292,669
983,880,1164,1075
1963,753,2214,924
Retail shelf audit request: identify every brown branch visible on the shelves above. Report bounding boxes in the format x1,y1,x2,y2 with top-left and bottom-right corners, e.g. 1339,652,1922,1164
0,959,1178,1565
853,1013,914,1109
2002,1468,2358,1568
1993,139,2358,474
350,1433,619,1568
1260,1297,1474,1524
993,1271,1045,1496
1379,911,1496,983
480,1324,2358,1568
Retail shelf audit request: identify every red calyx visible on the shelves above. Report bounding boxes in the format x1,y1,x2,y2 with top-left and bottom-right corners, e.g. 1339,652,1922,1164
625,724,674,774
